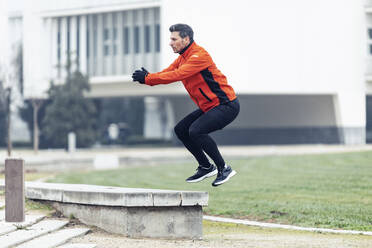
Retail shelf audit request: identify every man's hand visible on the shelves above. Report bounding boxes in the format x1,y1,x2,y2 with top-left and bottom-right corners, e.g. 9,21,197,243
132,67,149,84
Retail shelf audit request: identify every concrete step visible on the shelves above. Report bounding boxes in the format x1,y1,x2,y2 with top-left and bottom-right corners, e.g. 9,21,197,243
0,214,46,235
58,244,97,248
16,228,90,248
0,219,68,248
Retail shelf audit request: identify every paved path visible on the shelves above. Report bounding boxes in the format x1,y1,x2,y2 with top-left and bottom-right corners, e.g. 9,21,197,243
0,204,95,248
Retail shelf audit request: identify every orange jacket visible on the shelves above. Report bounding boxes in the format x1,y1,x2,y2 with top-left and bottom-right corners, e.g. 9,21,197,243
145,42,237,112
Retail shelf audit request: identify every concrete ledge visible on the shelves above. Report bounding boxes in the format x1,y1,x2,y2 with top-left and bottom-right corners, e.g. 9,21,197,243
0,180,208,207
0,180,208,239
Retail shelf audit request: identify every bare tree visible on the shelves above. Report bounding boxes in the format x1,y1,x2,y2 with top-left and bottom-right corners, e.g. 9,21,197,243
0,42,25,156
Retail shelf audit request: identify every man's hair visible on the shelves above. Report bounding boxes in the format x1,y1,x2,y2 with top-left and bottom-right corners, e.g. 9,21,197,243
169,24,194,40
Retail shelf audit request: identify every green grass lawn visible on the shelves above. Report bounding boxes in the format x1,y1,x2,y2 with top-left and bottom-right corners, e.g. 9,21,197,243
49,151,372,231
0,173,54,181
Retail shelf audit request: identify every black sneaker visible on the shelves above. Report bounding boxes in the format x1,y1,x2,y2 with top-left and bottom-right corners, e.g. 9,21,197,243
186,165,217,183
212,165,237,187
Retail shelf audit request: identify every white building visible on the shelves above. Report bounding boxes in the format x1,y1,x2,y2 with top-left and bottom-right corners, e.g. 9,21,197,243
1,0,371,145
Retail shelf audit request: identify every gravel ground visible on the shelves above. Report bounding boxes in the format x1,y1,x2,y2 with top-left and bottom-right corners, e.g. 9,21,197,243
69,224,372,248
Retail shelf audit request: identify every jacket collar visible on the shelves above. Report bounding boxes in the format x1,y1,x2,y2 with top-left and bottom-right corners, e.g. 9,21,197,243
179,40,195,57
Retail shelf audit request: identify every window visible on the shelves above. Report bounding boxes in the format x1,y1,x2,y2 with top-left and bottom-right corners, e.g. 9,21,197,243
145,25,150,53
112,28,117,56
113,28,117,40
54,8,160,78
368,28,372,55
155,24,160,52
104,29,110,40
77,17,80,59
104,28,110,56
57,18,61,77
57,32,61,61
67,17,70,63
134,26,140,54
93,15,97,58
123,27,130,54
113,45,117,55
86,30,90,58
104,45,110,56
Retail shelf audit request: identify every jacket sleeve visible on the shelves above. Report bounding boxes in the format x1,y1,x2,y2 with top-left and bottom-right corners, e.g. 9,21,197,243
145,53,211,86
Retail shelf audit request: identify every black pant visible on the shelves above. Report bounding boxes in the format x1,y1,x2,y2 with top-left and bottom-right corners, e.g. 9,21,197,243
174,98,240,171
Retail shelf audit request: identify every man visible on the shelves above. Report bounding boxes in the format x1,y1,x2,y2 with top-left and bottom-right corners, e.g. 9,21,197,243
132,23,240,186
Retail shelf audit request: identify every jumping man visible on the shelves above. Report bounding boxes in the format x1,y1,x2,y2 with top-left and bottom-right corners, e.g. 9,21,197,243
132,23,240,186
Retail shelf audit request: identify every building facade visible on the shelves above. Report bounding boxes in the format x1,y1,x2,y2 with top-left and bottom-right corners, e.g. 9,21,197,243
1,0,371,145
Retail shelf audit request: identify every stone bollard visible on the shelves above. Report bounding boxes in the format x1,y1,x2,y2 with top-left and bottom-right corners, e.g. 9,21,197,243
5,159,25,222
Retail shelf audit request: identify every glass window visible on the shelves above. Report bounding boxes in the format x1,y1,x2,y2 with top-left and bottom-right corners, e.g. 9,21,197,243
104,45,110,56
87,30,90,58
155,24,160,52
113,45,117,55
77,16,80,61
93,15,97,58
56,8,160,78
104,28,110,41
57,31,61,61
57,18,61,77
134,26,140,54
145,25,150,53
113,28,117,40
369,29,372,39
124,27,130,54
67,17,70,59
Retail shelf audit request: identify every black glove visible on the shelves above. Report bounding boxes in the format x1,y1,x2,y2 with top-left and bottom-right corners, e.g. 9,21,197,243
132,67,149,84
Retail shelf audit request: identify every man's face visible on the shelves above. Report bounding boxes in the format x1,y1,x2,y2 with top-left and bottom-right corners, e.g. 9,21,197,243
169,31,190,53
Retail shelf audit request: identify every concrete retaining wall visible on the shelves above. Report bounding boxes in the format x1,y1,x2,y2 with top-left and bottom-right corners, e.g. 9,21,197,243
52,202,203,239
0,180,208,239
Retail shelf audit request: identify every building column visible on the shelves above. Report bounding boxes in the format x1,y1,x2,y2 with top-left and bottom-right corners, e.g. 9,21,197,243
96,14,103,76
144,97,162,139
79,15,87,75
51,18,58,79
154,7,160,72
143,8,154,71
133,9,144,70
334,91,366,144
116,11,123,75
69,16,77,73
144,97,173,140
124,10,133,74
111,12,117,75
102,12,112,75
43,18,52,82
88,15,95,76
60,17,67,80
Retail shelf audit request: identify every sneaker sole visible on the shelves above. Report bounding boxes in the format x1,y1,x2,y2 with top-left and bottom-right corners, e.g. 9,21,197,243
212,170,237,187
186,169,218,183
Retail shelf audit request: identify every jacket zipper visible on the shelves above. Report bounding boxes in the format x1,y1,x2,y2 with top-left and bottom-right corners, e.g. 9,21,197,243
199,88,212,102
